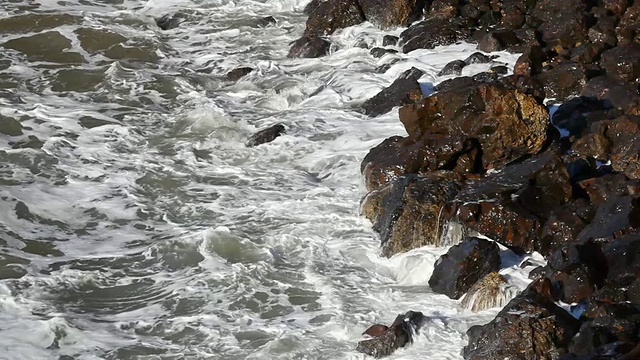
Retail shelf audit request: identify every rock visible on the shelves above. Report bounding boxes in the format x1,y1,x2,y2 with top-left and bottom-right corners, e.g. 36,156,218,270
532,0,589,53
428,0,459,19
602,0,632,17
600,44,640,85
226,67,253,81
357,311,427,358
617,3,640,45
514,45,546,76
576,196,640,243
0,115,23,136
399,82,549,170
572,133,610,160
156,13,185,30
10,135,44,150
429,237,501,299
287,36,331,58
587,15,618,48
358,0,425,29
463,282,581,360
304,0,364,35
477,29,520,52
463,52,496,64
438,59,466,76
600,115,640,179
256,16,277,27
401,18,471,53
247,124,286,147
536,61,588,101
538,199,594,257
601,233,640,290
578,174,640,206
362,67,423,117
445,151,573,254
489,65,508,74
461,272,518,312
551,96,615,137
369,47,397,58
581,76,640,113
382,35,399,46
366,172,462,256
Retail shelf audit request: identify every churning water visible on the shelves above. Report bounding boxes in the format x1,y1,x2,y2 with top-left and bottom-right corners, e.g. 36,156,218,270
0,1,538,359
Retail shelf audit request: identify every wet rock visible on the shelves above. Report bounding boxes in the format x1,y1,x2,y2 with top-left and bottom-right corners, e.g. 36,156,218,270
600,44,640,85
538,199,593,257
576,196,640,243
572,134,610,160
617,3,640,45
445,152,573,254
304,0,364,35
428,0,459,19
601,233,640,290
0,115,23,136
256,16,277,27
226,67,253,81
366,172,462,256
602,0,632,17
461,272,517,312
247,124,286,147
287,36,331,58
551,96,615,137
362,67,423,117
603,115,640,179
358,0,425,29
400,82,549,170
588,15,618,48
476,29,520,52
489,65,508,75
532,0,589,53
400,18,471,53
569,43,605,64
155,13,186,30
514,45,546,77
2,31,83,64
463,52,496,64
369,47,397,58
578,174,640,206
536,61,588,101
464,281,581,360
581,76,640,113
11,135,44,150
429,237,501,299
357,311,427,358
438,60,466,76
382,35,399,46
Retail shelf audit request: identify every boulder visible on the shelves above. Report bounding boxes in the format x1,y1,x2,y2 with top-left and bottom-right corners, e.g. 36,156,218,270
463,281,581,360
156,13,186,30
357,0,425,29
514,45,546,76
287,36,331,58
428,0,459,19
580,76,640,113
382,35,399,46
536,61,588,101
247,124,286,147
477,29,520,52
429,237,501,299
369,47,398,58
576,196,640,243
617,2,640,45
531,0,589,53
600,44,640,85
226,67,253,81
362,67,423,117
551,96,616,137
304,0,364,35
461,272,517,312
364,172,462,256
438,59,466,76
400,18,471,53
399,82,549,171
577,174,640,206
538,199,593,257
463,52,496,64
357,311,427,358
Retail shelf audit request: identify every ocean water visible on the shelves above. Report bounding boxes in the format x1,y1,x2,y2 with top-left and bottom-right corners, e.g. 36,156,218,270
0,1,538,359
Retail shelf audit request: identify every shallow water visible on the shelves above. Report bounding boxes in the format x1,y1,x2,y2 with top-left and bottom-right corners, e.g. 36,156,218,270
0,1,534,359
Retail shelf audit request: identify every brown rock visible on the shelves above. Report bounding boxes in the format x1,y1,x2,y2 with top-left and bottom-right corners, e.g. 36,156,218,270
358,0,424,29
287,36,331,58
304,0,364,35
600,44,640,85
401,18,471,53
461,272,515,312
536,61,588,101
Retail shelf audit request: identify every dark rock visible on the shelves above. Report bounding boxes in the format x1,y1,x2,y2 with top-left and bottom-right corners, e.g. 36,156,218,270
369,47,397,58
10,135,44,150
0,115,23,136
477,29,520,52
539,199,593,257
571,133,611,160
581,76,640,113
363,172,462,256
588,15,618,48
617,3,640,45
362,67,423,117
356,311,427,358
578,174,640,206
428,0,459,19
569,43,606,64
438,59,466,76
602,0,632,17
247,124,286,147
287,36,331,58
256,16,277,27
531,0,589,53
429,237,501,299
576,196,640,243
303,0,321,15
304,0,364,35
601,233,640,289
461,272,514,312
226,67,253,81
600,44,640,85
156,13,185,30
536,61,588,101
514,45,546,77
382,35,399,46
445,152,573,254
488,65,508,75
463,52,496,64
499,74,546,102
464,282,581,360
401,18,471,53
551,96,615,137
399,82,549,170
358,0,425,29
604,115,640,179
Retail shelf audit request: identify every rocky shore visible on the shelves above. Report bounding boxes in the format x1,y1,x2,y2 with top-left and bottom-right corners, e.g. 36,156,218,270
290,0,640,358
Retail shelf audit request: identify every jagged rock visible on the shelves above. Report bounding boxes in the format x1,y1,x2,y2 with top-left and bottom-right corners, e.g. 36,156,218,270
357,311,427,358
461,272,517,312
477,29,520,52
538,199,593,257
531,0,589,53
463,52,496,64
578,174,640,206
400,18,471,53
429,237,501,299
551,96,616,137
362,67,423,117
382,35,399,46
438,59,466,76
601,233,640,290
304,0,364,35
581,76,640,113
600,44,640,86
617,2,640,45
247,124,286,147
369,47,397,58
536,61,588,101
429,0,459,19
358,0,425,29
514,45,545,77
588,15,618,48
0,115,23,136
576,196,640,243
226,67,253,81
256,16,277,27
399,82,549,170
365,172,462,257
464,281,581,360
287,36,331,58
156,13,186,30
444,152,573,254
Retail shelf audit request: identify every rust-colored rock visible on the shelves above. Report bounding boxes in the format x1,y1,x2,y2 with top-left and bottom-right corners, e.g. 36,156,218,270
304,0,364,36
358,0,425,29
461,272,517,312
